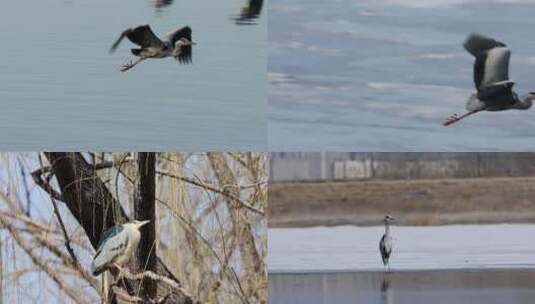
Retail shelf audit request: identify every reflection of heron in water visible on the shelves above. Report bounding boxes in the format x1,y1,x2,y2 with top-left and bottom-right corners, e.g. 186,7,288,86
379,215,394,272
234,0,264,24
444,33,535,126
109,25,195,72
381,275,393,304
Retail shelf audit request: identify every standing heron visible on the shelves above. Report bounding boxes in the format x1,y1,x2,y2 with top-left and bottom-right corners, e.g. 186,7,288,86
443,33,535,126
91,220,150,276
379,215,394,272
109,25,195,72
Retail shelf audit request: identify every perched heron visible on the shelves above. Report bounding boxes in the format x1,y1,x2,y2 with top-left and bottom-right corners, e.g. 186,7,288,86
109,25,195,72
444,33,535,126
91,220,150,276
379,215,394,272
234,0,264,24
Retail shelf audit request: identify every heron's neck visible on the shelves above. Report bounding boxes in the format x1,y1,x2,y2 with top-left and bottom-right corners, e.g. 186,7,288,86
384,222,390,235
514,95,534,110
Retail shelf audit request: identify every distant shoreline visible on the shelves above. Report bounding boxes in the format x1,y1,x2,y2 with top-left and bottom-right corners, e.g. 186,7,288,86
269,177,535,228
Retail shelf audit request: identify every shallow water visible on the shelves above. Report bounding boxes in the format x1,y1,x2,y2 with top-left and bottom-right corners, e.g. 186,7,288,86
268,0,535,151
0,0,266,150
269,269,535,304
268,225,535,272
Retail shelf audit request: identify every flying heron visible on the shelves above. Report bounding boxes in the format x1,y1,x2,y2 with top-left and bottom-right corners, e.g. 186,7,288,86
443,33,535,126
109,25,195,72
234,0,263,24
91,220,150,276
379,215,394,272
152,0,173,9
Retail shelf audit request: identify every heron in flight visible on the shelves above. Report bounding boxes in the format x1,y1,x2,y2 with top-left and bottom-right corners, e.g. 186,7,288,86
379,215,394,272
91,220,150,276
444,33,535,126
152,0,173,9
234,0,263,24
110,25,195,72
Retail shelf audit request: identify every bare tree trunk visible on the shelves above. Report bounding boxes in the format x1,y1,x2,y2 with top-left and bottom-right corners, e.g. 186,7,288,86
42,152,193,304
135,152,157,299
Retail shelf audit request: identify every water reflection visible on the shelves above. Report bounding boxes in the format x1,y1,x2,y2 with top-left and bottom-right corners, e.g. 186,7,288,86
381,275,392,304
269,269,535,304
233,0,263,25
0,0,266,149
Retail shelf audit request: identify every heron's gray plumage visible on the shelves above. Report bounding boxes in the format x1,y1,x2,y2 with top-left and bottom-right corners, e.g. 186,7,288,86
91,220,150,276
379,215,394,270
464,34,515,103
235,0,264,24
379,234,391,266
110,25,165,53
162,26,193,63
443,33,534,126
109,24,194,71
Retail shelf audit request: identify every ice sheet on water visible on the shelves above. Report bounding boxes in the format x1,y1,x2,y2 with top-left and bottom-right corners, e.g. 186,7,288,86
268,224,535,272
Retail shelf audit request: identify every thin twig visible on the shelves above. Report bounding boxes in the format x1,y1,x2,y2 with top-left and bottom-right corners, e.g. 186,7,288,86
156,171,264,216
157,199,250,304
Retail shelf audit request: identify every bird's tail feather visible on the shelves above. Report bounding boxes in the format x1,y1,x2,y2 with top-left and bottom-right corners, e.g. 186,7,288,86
109,31,127,53
91,263,106,276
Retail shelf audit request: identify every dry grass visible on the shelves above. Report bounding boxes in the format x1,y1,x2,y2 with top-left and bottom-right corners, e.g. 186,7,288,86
269,177,535,227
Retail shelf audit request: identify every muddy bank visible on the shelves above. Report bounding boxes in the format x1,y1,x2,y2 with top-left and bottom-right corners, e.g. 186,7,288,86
268,177,535,227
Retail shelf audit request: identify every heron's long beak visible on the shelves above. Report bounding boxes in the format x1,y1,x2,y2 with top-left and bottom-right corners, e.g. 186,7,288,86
139,220,151,227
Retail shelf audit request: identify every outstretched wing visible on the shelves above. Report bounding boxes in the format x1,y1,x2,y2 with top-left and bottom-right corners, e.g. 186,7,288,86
154,0,173,9
163,26,193,64
249,0,264,15
110,25,165,53
463,33,506,57
91,225,128,276
234,0,264,24
463,33,512,91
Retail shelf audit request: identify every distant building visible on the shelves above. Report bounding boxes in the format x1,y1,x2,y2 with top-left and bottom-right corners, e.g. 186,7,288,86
269,152,535,181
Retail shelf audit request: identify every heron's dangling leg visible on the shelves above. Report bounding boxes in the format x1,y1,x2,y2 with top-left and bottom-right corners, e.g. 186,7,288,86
120,57,145,72
110,263,129,288
443,110,480,126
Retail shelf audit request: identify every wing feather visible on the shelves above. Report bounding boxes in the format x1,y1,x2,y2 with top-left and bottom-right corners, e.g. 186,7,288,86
463,33,506,57
464,33,511,91
163,26,193,64
91,226,129,276
110,25,165,53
